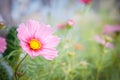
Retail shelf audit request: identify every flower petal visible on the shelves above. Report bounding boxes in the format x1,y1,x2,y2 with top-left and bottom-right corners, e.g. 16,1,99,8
40,48,58,60
43,36,60,48
26,20,40,36
17,23,30,42
0,37,6,53
35,24,54,40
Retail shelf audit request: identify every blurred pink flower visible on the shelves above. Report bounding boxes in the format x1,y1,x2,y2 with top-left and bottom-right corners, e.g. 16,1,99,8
105,42,114,49
103,25,120,34
79,0,92,4
56,19,75,30
17,20,60,60
0,37,7,53
56,23,66,29
94,35,114,49
94,35,105,44
68,19,75,26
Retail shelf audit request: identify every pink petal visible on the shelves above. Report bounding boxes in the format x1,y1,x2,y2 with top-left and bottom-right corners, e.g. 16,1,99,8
103,25,120,34
94,35,105,45
26,20,40,36
35,23,54,40
17,23,30,42
68,19,75,26
43,36,60,48
0,37,6,53
56,23,66,29
79,0,91,4
40,48,58,60
105,42,114,49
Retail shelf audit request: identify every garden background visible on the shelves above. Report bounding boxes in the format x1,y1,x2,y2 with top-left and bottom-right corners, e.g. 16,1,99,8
0,0,120,80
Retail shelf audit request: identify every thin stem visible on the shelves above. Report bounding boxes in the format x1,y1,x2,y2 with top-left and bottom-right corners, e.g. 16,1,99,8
96,45,105,80
14,54,28,80
96,68,100,80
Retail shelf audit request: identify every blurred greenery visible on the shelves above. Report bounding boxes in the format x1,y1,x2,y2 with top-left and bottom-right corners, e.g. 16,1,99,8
0,61,13,80
3,27,21,68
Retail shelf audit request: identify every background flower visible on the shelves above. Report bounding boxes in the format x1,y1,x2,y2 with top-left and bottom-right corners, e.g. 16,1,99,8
68,19,75,26
56,19,75,30
0,37,7,53
56,23,66,29
17,20,60,60
79,0,92,4
103,25,120,34
94,35,114,49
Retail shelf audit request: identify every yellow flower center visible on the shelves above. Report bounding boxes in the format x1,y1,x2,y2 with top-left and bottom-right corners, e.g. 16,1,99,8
29,39,41,50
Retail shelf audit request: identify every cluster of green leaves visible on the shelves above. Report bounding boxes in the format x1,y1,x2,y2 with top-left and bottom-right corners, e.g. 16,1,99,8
3,27,21,68
0,27,21,80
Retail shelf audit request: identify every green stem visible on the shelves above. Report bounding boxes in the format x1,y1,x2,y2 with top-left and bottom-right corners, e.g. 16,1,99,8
96,68,100,80
14,54,28,80
65,72,69,80
96,45,105,80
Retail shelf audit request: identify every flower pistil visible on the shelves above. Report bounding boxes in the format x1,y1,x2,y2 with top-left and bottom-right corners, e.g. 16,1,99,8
29,39,41,50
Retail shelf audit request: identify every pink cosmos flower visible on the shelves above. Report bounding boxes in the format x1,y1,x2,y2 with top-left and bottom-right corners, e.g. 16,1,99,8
103,25,120,34
94,35,114,49
56,19,75,29
79,0,92,4
17,20,60,60
68,19,75,26
0,37,7,53
56,23,67,29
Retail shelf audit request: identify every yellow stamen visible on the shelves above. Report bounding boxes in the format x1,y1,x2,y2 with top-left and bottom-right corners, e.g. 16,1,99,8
29,39,41,50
